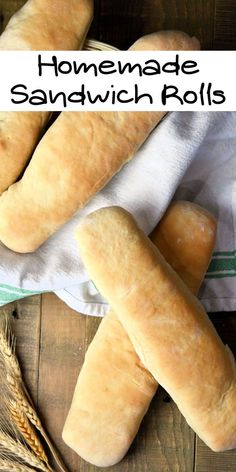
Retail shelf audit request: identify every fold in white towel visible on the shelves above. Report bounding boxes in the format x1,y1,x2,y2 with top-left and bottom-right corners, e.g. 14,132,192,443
0,112,235,314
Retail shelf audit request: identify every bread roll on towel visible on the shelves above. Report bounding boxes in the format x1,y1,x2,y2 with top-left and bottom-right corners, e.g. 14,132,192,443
0,31,199,253
76,206,236,453
63,201,217,467
0,0,93,194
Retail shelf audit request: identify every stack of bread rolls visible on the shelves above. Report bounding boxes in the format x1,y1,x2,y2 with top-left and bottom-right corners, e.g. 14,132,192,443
64,204,236,467
0,22,199,253
63,201,218,467
0,0,93,195
1,2,234,468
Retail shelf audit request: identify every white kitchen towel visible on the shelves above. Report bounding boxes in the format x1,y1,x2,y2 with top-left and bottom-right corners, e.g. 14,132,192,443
0,111,235,314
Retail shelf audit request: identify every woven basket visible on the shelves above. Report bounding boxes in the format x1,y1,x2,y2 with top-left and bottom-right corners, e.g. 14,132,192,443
84,39,118,51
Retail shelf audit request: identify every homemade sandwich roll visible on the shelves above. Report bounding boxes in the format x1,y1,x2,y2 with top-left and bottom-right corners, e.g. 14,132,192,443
0,0,93,194
0,0,93,50
0,112,49,195
63,201,217,467
0,30,199,253
76,206,236,453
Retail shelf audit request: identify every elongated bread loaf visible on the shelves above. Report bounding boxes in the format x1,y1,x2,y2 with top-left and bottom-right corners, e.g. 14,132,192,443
0,0,93,50
0,0,93,195
76,206,236,453
62,201,217,467
0,112,49,195
0,31,199,253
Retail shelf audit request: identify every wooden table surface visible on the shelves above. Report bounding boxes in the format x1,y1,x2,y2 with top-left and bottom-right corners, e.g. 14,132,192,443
1,296,236,472
0,1,236,472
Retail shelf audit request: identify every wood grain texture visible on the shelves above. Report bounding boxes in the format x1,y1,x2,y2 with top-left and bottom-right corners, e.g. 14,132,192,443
97,0,215,49
37,293,87,472
0,295,41,403
214,0,236,49
1,295,236,472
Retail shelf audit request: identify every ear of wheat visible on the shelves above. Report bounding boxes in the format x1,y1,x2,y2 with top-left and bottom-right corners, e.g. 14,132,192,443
0,458,37,472
0,311,69,472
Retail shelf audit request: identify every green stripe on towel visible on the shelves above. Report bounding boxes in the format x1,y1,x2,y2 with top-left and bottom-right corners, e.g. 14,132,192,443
205,272,236,279
213,250,236,257
0,291,28,302
208,258,236,273
0,284,41,295
0,285,42,306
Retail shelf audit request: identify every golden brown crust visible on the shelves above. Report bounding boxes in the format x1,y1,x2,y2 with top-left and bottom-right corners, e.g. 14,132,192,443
0,0,94,51
63,312,157,467
0,31,199,253
0,0,93,195
0,111,162,252
150,200,216,293
76,206,236,453
0,112,48,195
62,201,216,466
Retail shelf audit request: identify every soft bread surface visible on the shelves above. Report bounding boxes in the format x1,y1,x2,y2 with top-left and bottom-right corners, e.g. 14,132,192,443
150,201,216,294
0,112,48,195
0,0,93,194
63,201,217,467
0,30,199,253
0,0,93,50
76,206,236,453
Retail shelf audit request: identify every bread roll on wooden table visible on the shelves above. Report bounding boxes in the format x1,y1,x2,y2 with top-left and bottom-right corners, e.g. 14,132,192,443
0,0,93,194
76,206,236,454
0,31,199,253
63,201,217,467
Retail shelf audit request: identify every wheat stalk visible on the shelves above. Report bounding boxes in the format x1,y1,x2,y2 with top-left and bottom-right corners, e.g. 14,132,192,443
0,458,37,471
7,374,67,472
0,323,21,379
0,312,69,472
0,431,49,472
9,401,49,467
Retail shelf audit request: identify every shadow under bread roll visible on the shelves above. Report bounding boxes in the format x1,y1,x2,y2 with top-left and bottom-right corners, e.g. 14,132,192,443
76,205,236,454
0,0,94,194
62,201,217,467
0,30,199,253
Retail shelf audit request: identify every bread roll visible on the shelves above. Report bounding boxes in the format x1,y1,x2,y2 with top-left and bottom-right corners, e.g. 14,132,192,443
0,0,93,50
0,112,49,195
63,201,217,467
76,206,236,453
0,31,199,253
0,0,93,194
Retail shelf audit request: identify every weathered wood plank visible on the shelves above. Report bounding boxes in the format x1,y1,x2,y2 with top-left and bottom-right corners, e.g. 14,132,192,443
195,442,236,472
0,295,42,403
98,0,215,50
38,293,87,471
214,0,236,49
2,297,236,472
